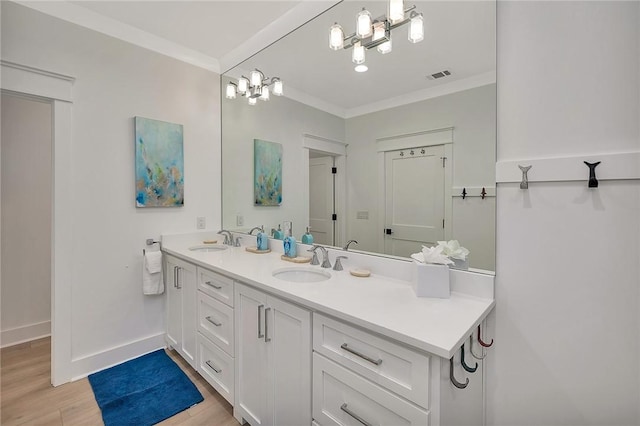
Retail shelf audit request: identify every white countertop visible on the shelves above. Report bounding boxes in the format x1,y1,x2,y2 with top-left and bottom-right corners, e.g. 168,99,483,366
161,235,495,359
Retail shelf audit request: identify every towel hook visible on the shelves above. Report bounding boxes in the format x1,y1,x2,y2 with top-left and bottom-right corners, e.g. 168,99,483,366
477,324,494,348
460,343,478,373
584,161,601,188
461,188,467,200
481,187,487,200
518,165,532,189
469,334,486,360
449,357,469,389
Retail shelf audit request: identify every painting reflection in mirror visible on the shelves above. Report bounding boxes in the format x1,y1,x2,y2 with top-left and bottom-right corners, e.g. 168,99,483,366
222,1,496,272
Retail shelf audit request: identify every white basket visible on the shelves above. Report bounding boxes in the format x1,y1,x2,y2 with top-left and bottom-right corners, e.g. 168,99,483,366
412,260,450,298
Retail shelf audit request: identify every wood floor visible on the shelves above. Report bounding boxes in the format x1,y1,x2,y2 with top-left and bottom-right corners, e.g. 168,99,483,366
0,337,240,426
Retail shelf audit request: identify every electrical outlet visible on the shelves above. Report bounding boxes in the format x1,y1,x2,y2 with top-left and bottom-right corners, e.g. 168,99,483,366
236,215,244,226
196,216,206,229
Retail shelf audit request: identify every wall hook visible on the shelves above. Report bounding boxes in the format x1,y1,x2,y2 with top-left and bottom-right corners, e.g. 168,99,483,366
450,357,469,389
481,188,487,200
462,188,467,199
518,165,532,189
460,343,478,373
477,324,494,348
470,334,486,360
584,161,601,188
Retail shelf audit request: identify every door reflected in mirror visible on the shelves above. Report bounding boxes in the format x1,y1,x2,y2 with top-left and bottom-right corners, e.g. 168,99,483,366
222,1,496,273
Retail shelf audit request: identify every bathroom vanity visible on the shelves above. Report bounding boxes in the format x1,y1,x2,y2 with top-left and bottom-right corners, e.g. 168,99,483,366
162,232,495,426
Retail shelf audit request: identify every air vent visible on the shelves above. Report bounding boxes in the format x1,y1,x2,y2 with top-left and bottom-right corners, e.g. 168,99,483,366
426,69,452,80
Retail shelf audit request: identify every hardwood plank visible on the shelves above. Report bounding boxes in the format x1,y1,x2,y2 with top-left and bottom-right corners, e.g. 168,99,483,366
0,338,239,426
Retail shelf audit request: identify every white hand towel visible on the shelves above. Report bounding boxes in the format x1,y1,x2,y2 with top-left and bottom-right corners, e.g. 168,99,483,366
143,251,164,295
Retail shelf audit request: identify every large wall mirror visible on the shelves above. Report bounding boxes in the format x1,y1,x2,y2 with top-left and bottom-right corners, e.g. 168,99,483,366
222,1,496,273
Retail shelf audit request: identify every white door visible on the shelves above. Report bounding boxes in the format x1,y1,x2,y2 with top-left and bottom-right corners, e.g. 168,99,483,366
309,155,334,245
384,146,445,257
165,256,181,351
268,296,312,426
235,284,269,426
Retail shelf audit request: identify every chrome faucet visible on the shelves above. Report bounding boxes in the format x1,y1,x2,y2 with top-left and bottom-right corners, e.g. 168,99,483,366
307,247,320,265
248,226,262,235
311,245,332,268
343,240,359,251
333,256,348,271
217,229,233,246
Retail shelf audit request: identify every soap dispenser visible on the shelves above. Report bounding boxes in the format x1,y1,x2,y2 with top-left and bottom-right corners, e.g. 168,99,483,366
282,222,297,258
256,226,269,251
301,227,314,245
273,224,284,240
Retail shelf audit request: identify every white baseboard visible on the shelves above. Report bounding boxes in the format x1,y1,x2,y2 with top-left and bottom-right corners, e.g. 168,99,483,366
71,332,166,381
0,320,51,348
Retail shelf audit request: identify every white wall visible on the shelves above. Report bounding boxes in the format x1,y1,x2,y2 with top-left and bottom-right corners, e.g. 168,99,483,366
1,2,220,378
1,94,52,347
489,2,640,424
221,76,344,238
345,85,496,270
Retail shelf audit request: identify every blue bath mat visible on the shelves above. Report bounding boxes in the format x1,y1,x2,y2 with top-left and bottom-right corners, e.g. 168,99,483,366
88,349,203,426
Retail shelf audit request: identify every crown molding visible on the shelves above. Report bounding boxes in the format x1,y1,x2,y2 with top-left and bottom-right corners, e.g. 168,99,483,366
14,0,220,73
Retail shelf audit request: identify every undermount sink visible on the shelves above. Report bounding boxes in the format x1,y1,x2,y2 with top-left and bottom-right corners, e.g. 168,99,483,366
272,267,331,283
188,244,229,252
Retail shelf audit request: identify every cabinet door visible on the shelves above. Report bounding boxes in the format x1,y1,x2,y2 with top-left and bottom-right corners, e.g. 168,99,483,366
267,295,312,426
179,261,197,368
165,256,181,350
235,283,269,426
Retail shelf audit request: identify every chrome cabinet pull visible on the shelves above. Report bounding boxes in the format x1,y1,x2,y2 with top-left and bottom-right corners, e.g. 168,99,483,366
264,307,272,342
205,280,222,290
257,304,264,339
205,316,222,327
340,403,371,426
173,266,178,288
176,267,182,289
340,343,382,366
205,360,221,374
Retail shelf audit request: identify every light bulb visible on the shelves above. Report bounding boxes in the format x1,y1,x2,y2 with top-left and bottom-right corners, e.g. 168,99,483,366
250,70,262,87
377,38,392,54
248,97,257,106
225,82,237,99
272,80,283,96
260,85,270,101
352,42,365,65
238,77,248,94
356,8,372,38
408,14,424,43
372,22,386,41
329,23,344,50
388,0,404,23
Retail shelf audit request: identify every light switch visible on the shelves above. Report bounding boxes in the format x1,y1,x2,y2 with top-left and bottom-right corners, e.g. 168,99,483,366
196,216,206,229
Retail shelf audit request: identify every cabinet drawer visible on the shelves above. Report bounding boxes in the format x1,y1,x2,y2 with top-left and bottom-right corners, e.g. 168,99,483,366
198,333,234,405
313,313,429,408
198,291,234,356
313,353,429,426
197,266,234,307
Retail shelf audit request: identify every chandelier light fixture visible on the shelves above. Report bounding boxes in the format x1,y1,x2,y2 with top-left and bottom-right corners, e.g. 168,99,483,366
329,0,424,71
225,69,283,105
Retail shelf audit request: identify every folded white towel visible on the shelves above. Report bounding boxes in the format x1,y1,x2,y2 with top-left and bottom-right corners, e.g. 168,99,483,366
143,251,163,295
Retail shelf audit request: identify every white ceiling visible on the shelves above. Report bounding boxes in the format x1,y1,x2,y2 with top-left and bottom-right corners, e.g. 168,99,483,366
20,0,496,117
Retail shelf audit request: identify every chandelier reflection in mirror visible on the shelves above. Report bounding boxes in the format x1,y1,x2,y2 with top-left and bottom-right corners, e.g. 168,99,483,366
329,0,424,71
225,69,283,106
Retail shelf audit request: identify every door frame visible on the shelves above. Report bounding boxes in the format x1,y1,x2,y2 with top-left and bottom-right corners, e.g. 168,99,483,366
1,60,74,386
302,134,347,248
376,127,453,253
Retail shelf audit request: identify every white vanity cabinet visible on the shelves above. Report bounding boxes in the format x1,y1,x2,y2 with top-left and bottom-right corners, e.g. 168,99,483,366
195,266,235,405
234,282,312,426
164,254,197,368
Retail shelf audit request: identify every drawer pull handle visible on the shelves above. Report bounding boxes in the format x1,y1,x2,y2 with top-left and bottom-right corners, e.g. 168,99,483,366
205,316,222,327
340,343,382,366
258,305,264,339
340,403,371,426
205,360,221,374
205,281,223,290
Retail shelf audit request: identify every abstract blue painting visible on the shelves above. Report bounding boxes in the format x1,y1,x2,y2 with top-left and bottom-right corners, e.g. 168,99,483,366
135,117,184,207
254,139,282,206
